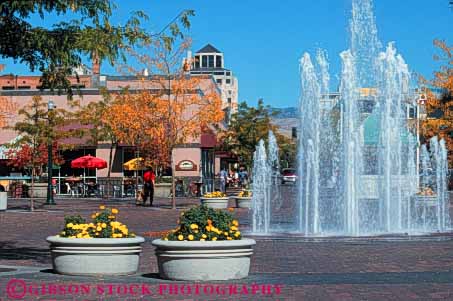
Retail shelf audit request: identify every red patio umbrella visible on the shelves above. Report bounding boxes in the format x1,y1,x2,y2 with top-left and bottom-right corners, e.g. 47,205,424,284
71,155,107,169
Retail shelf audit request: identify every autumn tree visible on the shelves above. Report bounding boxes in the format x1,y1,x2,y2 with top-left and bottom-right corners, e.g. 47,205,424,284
0,1,194,96
420,39,453,166
5,96,67,211
110,38,225,208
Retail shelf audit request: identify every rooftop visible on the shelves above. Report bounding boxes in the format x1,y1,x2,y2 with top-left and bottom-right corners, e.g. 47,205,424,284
196,44,222,54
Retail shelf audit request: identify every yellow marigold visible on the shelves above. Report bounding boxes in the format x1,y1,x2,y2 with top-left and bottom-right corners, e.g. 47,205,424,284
99,205,105,210
108,215,115,219
111,208,119,214
227,237,233,240
200,238,206,241
117,233,123,238
202,234,207,239
101,223,107,228
96,226,102,231
190,224,198,230
194,229,199,234
91,214,96,219
232,220,239,226
211,237,217,241
234,231,241,237
66,223,74,228
69,236,76,238
188,234,194,241
206,226,212,232
164,237,169,241
178,235,184,241
224,232,229,236
230,225,238,231
228,207,234,212
76,233,83,238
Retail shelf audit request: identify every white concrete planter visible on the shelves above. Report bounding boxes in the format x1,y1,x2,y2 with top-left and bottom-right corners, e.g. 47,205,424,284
0,192,6,211
200,197,230,209
235,197,252,208
152,238,256,281
47,236,145,276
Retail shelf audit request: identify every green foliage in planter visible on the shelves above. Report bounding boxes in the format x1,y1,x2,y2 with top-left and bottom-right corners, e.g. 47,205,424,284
58,206,136,239
165,205,241,241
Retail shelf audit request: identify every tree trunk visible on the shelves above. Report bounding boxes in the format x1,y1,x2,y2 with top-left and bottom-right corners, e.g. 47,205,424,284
171,152,176,209
106,141,115,199
30,168,35,212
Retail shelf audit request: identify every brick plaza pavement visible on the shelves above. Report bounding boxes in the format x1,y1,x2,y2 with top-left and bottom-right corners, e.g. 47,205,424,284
1,196,453,300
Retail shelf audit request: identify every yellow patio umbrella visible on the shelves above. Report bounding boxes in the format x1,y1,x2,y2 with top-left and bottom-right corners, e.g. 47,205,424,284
123,157,146,171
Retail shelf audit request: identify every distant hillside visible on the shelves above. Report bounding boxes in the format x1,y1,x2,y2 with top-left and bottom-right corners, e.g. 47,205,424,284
270,107,298,138
270,107,298,119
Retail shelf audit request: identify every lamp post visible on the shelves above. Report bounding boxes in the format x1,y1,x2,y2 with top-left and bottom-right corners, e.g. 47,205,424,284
46,99,56,205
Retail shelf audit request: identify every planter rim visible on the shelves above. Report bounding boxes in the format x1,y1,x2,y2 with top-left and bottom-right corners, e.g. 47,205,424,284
152,238,255,248
235,197,252,200
47,235,145,245
200,197,230,200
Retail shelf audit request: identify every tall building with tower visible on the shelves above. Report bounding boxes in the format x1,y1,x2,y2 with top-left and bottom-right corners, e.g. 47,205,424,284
185,44,239,115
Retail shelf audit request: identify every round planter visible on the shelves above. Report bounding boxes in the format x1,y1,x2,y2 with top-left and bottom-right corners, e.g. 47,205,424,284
152,238,256,281
235,197,252,208
0,192,7,211
46,236,145,276
200,197,230,209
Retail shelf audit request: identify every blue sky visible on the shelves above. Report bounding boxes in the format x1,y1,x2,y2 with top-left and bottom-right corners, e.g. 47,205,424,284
1,0,452,108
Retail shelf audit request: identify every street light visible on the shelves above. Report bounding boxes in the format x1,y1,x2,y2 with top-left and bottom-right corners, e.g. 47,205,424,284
46,99,56,205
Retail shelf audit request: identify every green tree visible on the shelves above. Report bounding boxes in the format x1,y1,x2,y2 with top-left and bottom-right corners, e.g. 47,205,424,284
218,100,296,169
6,96,68,211
0,1,194,97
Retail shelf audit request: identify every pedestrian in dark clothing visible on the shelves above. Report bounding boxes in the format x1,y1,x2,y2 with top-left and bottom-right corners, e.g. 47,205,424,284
143,167,156,206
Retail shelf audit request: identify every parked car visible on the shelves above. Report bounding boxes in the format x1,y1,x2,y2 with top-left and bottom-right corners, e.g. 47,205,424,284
281,168,297,184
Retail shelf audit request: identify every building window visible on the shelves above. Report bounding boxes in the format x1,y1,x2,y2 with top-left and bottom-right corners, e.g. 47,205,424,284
208,55,214,68
226,78,231,84
226,72,231,76
227,98,232,104
216,55,222,68
216,79,222,84
18,86,31,89
194,56,200,69
202,56,208,68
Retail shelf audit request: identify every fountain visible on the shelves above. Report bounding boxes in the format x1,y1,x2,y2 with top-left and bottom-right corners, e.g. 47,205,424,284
251,0,451,236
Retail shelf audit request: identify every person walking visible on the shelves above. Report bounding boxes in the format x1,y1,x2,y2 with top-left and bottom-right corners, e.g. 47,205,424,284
219,168,228,193
143,167,156,207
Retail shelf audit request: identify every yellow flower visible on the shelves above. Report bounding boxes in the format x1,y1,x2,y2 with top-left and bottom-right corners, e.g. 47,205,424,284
202,234,207,239
178,235,184,241
228,207,234,212
227,237,233,240
211,237,217,241
76,233,83,238
60,231,66,236
234,232,241,238
69,236,76,238
232,220,239,226
111,208,119,214
108,215,115,219
224,232,229,236
66,223,74,228
190,224,198,230
117,233,123,238
200,238,206,241
188,234,194,241
164,237,169,241
96,226,102,231
206,226,212,232
194,229,199,234
101,223,107,228
230,226,238,231
91,214,96,219
112,233,117,238
99,205,105,210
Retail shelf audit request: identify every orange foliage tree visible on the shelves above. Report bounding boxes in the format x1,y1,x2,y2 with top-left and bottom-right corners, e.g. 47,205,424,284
421,39,453,166
109,38,224,208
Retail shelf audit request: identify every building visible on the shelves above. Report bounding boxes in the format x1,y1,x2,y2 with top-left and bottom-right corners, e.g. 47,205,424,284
0,44,239,195
185,44,239,116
